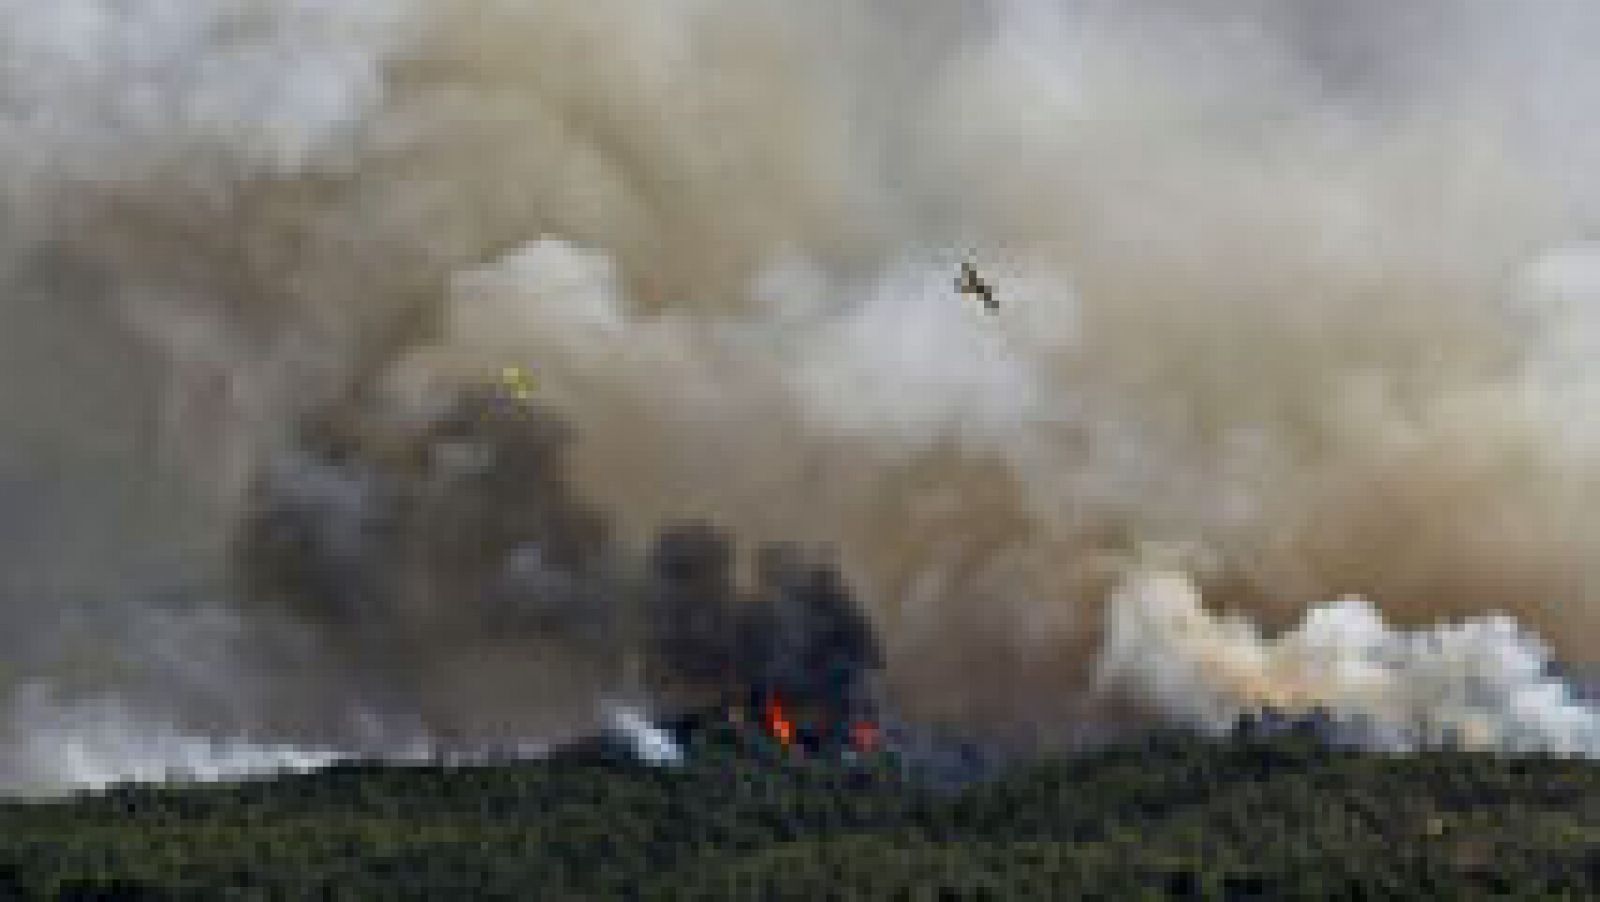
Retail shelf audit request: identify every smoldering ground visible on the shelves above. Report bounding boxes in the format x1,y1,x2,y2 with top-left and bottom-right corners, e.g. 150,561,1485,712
7,0,1600,790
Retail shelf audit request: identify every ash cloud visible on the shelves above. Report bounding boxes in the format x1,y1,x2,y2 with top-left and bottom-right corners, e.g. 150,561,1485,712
6,0,1600,787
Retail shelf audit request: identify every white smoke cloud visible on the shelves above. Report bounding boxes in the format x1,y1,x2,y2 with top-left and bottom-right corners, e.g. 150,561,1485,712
415,237,1074,449
0,0,405,190
1,686,345,797
777,253,1076,445
1098,570,1600,755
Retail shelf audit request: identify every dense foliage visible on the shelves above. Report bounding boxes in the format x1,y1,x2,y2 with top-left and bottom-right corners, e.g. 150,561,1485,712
4,727,1600,899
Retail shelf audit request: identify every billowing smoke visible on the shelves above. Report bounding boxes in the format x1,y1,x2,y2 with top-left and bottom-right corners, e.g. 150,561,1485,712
237,392,882,744
1099,570,1600,754
7,0,1600,789
644,519,881,710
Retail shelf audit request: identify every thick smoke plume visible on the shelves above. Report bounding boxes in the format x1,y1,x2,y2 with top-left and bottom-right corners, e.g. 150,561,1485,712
239,393,881,744
1099,570,1600,754
7,0,1600,788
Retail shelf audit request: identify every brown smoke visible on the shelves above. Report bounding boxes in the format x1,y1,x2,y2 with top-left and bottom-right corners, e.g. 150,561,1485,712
6,0,1600,786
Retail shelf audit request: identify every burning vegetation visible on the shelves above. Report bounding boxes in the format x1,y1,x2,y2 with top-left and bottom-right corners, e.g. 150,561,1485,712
239,391,887,757
646,520,884,757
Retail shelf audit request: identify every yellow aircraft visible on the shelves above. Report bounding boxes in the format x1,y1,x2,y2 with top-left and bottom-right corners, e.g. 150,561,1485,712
956,260,998,313
499,366,537,401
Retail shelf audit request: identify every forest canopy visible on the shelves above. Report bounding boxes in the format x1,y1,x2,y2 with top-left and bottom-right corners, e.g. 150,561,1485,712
3,731,1598,898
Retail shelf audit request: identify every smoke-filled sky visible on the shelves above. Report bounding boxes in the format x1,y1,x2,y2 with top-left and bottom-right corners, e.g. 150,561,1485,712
6,0,1600,792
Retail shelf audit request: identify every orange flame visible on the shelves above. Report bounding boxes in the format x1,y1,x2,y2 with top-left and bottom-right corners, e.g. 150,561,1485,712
764,694,795,747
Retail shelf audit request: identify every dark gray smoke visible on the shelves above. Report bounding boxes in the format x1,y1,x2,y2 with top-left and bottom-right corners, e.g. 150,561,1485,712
648,524,881,711
240,393,882,747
